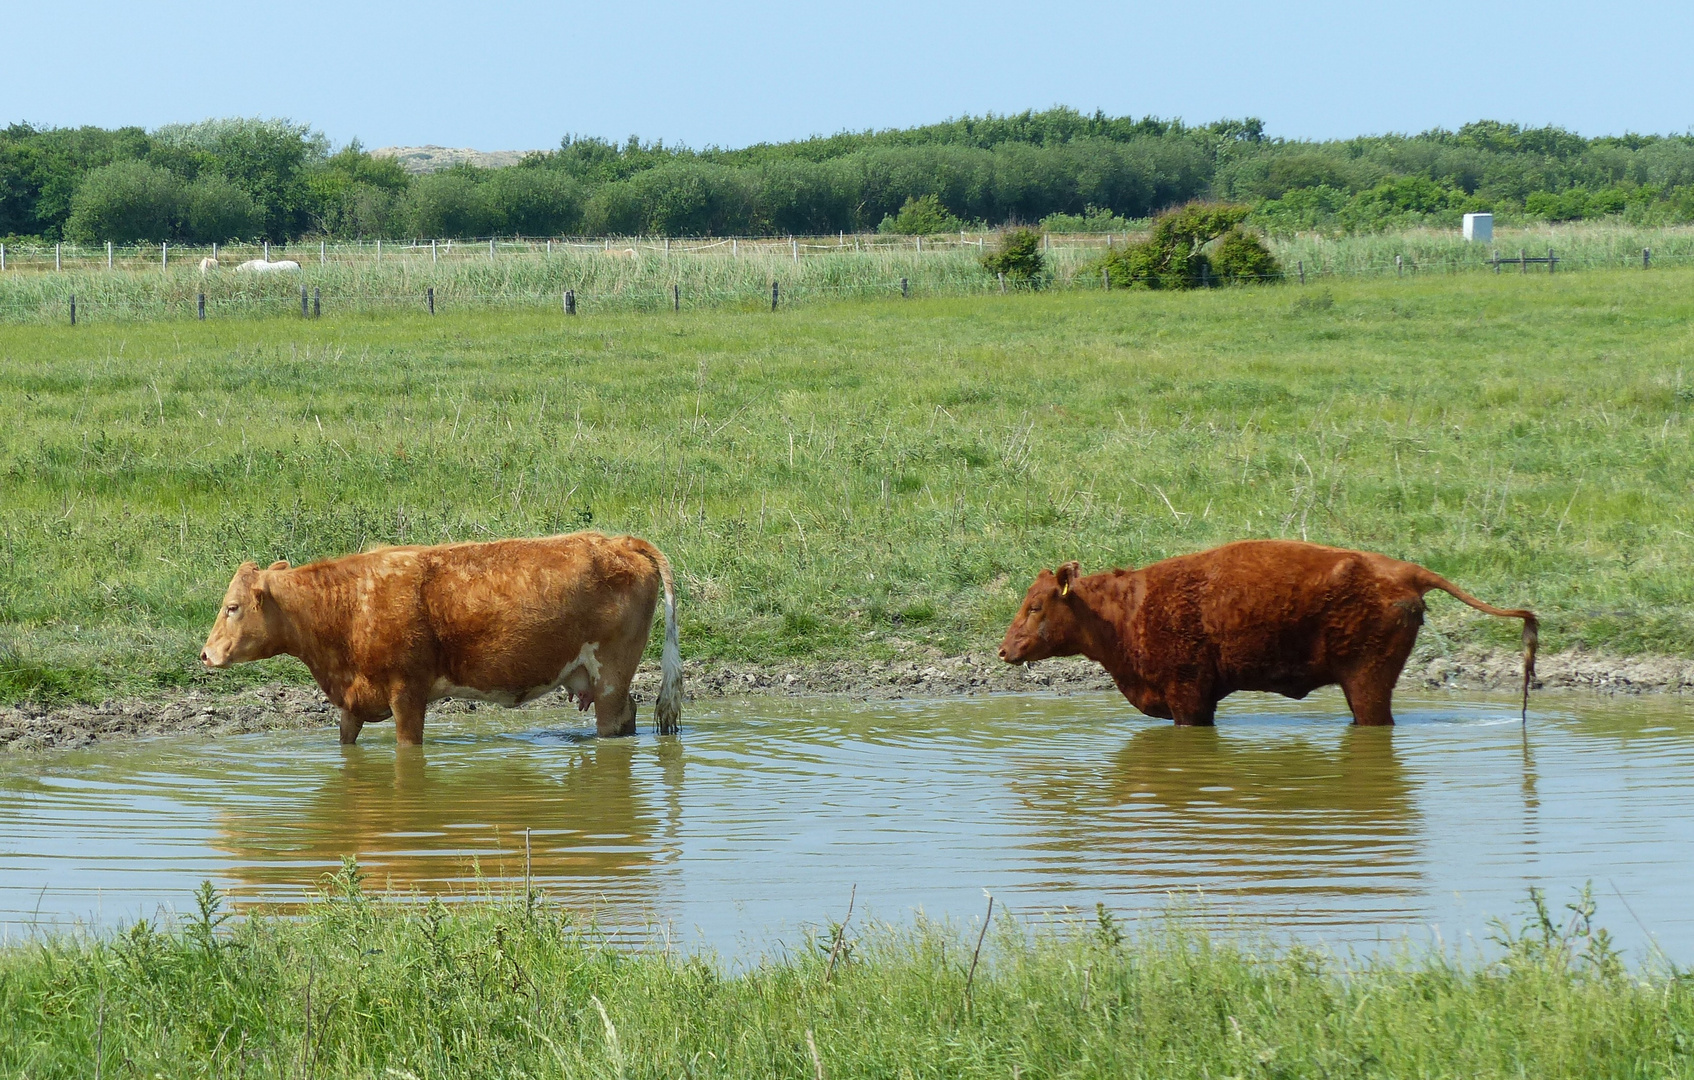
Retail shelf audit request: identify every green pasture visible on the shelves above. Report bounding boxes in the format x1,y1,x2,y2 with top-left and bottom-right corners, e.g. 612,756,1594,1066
2,874,1687,1079
1,267,1690,701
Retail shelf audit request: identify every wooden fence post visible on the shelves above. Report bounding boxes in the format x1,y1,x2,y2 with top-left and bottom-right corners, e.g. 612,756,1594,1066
673,283,680,312
1549,248,1557,273
432,239,437,264
771,280,779,311
791,237,798,264
998,271,1005,294
1493,249,1501,273
564,289,575,315
263,240,269,262
732,238,738,257
212,242,217,263
313,287,320,318
427,287,435,315
69,295,76,325
1298,260,1305,285
56,243,61,271
1644,247,1652,269
664,237,670,259
490,238,496,259
1396,254,1403,278
1103,267,1110,291
320,240,326,265
198,293,206,320
162,242,168,269
301,285,309,317
376,239,381,264
901,277,909,299
546,239,552,257
107,241,113,269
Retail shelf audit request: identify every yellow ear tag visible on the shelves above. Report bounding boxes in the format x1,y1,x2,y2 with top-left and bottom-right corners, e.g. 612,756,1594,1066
1060,581,1070,597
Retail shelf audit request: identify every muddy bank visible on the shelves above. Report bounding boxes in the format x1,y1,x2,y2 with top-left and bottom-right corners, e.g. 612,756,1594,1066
2,647,1690,753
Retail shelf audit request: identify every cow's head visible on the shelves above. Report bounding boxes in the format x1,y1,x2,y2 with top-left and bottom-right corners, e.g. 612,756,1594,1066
998,561,1083,664
201,560,291,668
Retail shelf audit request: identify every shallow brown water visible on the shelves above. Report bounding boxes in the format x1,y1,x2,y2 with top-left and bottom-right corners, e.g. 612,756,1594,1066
2,689,1691,961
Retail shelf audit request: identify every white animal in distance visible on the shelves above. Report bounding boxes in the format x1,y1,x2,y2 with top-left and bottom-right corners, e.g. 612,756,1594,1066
235,259,301,273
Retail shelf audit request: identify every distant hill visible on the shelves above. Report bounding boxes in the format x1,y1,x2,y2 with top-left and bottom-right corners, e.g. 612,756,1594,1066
370,146,532,174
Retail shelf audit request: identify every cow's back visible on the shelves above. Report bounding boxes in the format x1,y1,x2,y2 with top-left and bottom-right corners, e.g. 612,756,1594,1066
1133,540,1417,696
417,532,661,694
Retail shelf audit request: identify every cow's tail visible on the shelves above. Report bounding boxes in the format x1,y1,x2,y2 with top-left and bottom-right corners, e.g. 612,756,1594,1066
1413,568,1538,723
645,545,683,735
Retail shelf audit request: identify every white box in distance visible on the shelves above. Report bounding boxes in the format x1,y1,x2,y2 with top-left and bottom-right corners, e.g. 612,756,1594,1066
1463,212,1493,242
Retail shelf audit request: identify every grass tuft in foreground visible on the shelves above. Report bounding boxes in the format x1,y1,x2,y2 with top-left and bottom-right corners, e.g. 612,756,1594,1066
1,865,1690,1078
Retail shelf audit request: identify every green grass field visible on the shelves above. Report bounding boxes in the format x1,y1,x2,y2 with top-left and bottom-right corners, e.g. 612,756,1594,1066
1,874,1686,1080
2,267,1691,701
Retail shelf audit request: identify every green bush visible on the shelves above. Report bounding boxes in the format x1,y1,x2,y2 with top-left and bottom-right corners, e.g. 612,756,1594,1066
1209,227,1282,283
878,194,963,235
1040,205,1137,233
404,169,497,237
181,174,261,242
981,227,1046,282
1098,201,1253,288
64,160,182,242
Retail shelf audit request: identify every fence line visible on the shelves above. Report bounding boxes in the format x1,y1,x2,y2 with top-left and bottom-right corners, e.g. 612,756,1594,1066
7,250,1691,326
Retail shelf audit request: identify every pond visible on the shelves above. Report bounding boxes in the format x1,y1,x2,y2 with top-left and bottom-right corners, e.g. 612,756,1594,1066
1,689,1690,962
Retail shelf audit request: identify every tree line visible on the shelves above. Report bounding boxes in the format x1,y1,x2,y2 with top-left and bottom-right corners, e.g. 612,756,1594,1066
5,110,1694,243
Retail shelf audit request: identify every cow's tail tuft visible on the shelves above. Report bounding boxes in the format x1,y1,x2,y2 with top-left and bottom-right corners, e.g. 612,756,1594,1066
649,546,683,735
1415,568,1538,723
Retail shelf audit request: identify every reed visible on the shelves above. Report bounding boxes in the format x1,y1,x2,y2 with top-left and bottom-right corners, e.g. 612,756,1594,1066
4,221,1694,325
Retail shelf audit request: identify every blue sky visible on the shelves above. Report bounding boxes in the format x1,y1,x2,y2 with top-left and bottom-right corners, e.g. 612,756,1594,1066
7,1,1692,150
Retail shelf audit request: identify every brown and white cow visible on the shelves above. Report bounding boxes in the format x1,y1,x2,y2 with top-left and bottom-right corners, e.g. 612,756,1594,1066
201,532,683,744
999,539,1537,726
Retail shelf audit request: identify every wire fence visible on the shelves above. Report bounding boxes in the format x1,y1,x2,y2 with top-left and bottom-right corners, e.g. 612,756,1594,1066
4,227,1694,325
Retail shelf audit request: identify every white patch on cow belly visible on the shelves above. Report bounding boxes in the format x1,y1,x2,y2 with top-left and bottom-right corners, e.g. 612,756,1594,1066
431,642,603,708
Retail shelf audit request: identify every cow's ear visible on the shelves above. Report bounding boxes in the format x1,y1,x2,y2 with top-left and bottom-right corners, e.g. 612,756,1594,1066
269,560,290,571
1056,561,1081,597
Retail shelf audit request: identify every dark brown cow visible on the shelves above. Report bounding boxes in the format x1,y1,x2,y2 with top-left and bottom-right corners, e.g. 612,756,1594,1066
998,539,1537,725
201,532,682,744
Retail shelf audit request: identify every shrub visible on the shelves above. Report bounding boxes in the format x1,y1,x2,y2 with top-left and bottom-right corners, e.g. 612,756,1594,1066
1098,201,1253,289
64,160,182,242
1040,205,1137,233
981,227,1046,282
182,174,261,242
405,170,497,237
1210,227,1282,283
484,168,584,236
877,194,962,235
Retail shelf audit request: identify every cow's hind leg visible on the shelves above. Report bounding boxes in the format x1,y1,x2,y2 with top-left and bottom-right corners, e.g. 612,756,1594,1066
1340,667,1399,726
594,686,638,738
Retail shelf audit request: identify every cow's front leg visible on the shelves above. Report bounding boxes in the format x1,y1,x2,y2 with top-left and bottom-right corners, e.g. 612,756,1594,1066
390,688,427,746
338,709,365,745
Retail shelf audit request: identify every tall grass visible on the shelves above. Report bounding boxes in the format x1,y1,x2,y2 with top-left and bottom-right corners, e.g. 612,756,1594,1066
4,222,1694,324
1,269,1691,700
1,869,1687,1079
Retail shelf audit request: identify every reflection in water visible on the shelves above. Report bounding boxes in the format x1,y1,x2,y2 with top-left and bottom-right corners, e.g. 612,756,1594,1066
5,692,1694,961
213,734,682,908
1015,720,1421,907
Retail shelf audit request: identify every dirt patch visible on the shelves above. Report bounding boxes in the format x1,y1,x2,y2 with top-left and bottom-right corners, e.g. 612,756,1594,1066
2,647,1689,753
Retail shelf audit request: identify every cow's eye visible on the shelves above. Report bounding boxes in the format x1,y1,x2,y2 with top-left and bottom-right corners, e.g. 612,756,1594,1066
1029,603,1042,614
226,605,240,617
